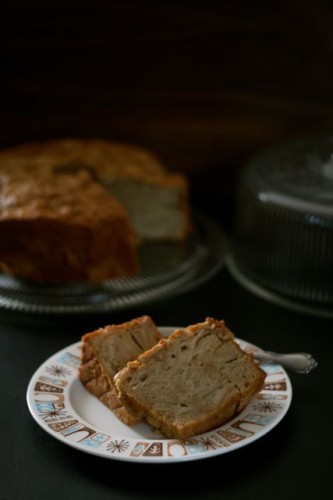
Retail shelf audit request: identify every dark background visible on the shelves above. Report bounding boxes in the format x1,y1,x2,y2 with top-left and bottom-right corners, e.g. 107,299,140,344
1,0,333,232
1,4,333,498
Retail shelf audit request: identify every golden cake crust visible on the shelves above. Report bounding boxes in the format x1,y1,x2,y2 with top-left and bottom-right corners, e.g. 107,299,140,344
0,138,166,181
0,169,139,283
0,137,192,282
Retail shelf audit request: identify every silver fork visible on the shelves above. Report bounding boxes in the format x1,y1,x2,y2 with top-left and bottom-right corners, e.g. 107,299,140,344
253,351,318,374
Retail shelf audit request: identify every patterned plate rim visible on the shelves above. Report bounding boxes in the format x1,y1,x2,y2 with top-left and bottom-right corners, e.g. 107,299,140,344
26,327,292,463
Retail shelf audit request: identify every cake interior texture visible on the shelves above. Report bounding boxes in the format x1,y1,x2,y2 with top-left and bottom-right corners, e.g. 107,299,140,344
114,317,266,439
105,175,191,241
79,315,162,424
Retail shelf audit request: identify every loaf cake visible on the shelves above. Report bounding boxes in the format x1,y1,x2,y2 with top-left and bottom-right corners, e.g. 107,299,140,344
79,316,162,424
0,169,139,283
114,317,266,439
0,138,192,243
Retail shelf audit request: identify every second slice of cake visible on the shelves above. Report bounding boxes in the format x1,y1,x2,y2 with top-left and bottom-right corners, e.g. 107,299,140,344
79,315,162,424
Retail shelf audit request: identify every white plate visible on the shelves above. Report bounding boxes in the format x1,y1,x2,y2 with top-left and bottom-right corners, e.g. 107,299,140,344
26,327,292,463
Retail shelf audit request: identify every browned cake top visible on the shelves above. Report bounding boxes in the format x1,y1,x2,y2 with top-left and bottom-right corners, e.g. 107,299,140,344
0,169,130,226
0,138,166,181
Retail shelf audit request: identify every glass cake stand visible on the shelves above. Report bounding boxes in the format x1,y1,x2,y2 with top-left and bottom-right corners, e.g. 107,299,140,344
228,135,333,318
0,211,227,315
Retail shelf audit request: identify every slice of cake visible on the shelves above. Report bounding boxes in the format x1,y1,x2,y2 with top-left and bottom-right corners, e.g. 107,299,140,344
79,316,162,425
114,317,266,439
0,169,139,283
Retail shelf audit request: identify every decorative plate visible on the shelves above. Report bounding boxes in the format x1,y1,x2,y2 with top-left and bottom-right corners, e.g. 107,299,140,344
0,212,226,315
26,327,292,463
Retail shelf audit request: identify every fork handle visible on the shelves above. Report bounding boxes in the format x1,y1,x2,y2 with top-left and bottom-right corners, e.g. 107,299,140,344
253,351,318,374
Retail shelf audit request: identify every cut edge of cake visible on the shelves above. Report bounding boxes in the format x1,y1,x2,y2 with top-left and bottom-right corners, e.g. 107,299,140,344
113,317,266,439
78,315,162,425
